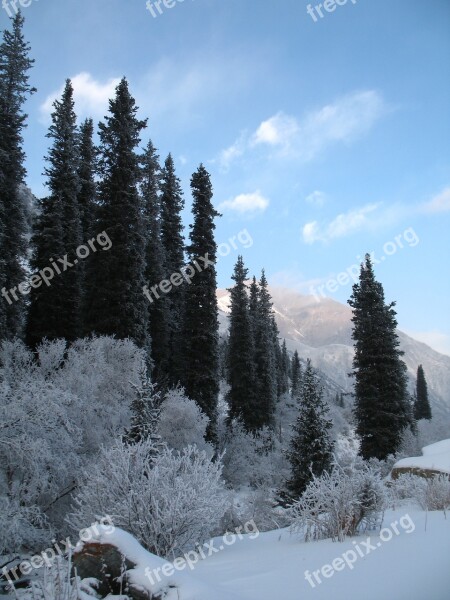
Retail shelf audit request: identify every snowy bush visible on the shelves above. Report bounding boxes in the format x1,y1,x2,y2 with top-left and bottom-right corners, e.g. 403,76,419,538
219,420,288,490
391,473,450,511
0,498,50,554
0,337,145,552
289,462,387,542
158,387,213,455
67,440,229,558
225,485,289,533
18,556,79,600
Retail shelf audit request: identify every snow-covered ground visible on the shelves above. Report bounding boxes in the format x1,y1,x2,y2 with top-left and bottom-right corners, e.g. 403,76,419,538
84,507,450,600
193,508,450,600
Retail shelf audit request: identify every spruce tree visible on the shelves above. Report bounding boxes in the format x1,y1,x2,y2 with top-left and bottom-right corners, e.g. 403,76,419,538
291,350,302,399
27,80,82,346
160,153,185,382
140,141,169,379
253,270,277,428
286,359,334,499
0,13,35,341
349,254,410,460
278,339,290,397
77,118,97,242
77,118,98,335
414,364,431,420
227,256,256,430
182,165,220,439
84,78,149,349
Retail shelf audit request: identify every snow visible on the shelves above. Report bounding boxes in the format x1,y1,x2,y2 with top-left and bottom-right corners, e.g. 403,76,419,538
393,439,450,475
78,508,450,600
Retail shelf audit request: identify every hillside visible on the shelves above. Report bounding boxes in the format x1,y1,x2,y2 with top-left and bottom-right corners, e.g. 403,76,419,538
217,287,450,419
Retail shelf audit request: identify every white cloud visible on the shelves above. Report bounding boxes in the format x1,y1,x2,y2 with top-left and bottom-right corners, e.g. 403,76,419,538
219,191,269,215
40,73,121,122
305,190,327,207
298,90,386,160
217,90,387,168
302,203,380,244
251,112,299,149
218,132,247,172
420,187,450,214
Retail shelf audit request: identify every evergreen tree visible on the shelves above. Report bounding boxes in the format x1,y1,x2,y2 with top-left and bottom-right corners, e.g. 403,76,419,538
77,118,98,335
252,270,277,428
227,256,256,430
0,13,35,340
291,350,302,399
278,339,290,397
140,141,169,379
414,364,431,420
160,153,185,382
182,165,220,439
27,80,82,346
348,254,410,460
286,359,334,499
84,78,149,349
125,373,164,451
77,118,97,242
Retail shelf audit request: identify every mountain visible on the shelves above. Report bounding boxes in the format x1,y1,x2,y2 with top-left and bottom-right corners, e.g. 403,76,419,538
217,287,450,419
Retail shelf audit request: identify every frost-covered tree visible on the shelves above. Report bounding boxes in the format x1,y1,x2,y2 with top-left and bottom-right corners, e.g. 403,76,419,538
349,254,410,460
289,461,387,541
67,441,229,558
158,387,212,455
0,336,145,550
285,359,334,499
124,373,163,448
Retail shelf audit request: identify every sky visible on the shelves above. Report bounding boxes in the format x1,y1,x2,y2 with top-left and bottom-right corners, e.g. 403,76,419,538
1,0,450,354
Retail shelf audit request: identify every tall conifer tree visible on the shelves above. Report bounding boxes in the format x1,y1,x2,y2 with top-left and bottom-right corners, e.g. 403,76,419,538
182,165,220,439
349,254,410,460
27,80,82,346
140,141,169,379
0,13,35,340
253,270,277,428
286,359,334,498
84,78,149,349
160,154,185,382
414,364,431,421
227,256,256,430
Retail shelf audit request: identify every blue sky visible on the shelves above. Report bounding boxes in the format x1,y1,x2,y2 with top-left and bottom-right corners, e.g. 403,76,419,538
2,0,450,354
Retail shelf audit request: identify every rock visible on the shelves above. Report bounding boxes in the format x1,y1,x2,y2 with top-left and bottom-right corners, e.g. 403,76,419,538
73,542,163,600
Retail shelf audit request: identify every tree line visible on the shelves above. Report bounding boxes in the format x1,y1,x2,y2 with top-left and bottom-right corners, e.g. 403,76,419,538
0,14,431,490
